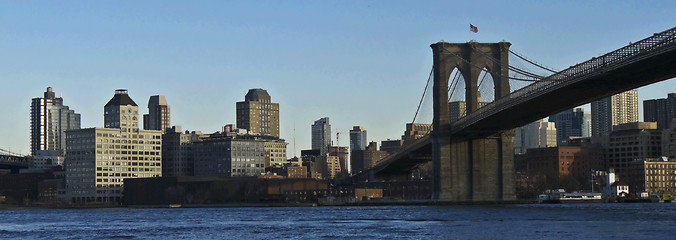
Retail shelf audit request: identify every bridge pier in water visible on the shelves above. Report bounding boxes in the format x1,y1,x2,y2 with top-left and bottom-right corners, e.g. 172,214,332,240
434,132,516,201
431,42,516,202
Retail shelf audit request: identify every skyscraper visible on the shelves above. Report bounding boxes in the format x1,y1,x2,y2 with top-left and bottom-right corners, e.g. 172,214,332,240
30,87,81,156
643,93,676,130
591,90,638,137
104,89,139,131
192,133,266,177
312,117,331,155
549,108,591,145
349,126,367,151
162,126,208,177
236,88,280,137
143,95,170,133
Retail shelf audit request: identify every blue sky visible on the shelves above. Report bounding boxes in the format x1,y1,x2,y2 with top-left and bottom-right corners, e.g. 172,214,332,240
1,1,675,157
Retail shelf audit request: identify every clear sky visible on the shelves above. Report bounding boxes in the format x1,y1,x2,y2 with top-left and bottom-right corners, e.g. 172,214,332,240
1,1,675,157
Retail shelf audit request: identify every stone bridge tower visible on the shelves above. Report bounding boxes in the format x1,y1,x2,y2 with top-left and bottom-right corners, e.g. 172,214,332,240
430,42,516,202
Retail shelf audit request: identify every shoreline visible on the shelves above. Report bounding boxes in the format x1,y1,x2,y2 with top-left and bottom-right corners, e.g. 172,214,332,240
5,199,663,209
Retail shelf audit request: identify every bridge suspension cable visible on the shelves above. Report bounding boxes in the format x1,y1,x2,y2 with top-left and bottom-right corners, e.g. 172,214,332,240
412,66,433,123
459,71,490,117
0,148,25,157
468,45,545,80
508,49,558,73
447,70,461,102
477,70,489,89
440,47,540,82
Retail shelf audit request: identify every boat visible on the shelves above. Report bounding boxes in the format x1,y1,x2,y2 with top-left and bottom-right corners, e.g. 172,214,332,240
538,189,603,203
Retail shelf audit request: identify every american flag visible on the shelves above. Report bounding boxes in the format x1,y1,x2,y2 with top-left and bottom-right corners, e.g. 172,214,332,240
470,24,478,33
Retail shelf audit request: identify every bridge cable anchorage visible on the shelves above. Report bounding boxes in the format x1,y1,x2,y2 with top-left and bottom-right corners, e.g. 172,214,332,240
508,49,558,73
440,48,540,82
412,66,434,123
447,70,462,102
468,45,545,80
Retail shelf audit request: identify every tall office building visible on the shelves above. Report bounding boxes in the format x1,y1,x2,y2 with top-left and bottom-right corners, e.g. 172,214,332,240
236,88,280,137
591,90,638,137
162,126,208,177
30,87,81,156
312,117,331,155
192,133,266,177
549,108,591,145
143,95,170,133
65,89,162,203
643,93,676,130
104,89,139,130
514,120,557,154
606,122,661,175
349,126,367,151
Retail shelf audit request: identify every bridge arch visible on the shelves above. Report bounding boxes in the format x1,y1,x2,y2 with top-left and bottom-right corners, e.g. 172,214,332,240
431,42,511,131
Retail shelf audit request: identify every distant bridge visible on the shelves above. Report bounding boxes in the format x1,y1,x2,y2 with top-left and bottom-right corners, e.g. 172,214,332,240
0,148,30,173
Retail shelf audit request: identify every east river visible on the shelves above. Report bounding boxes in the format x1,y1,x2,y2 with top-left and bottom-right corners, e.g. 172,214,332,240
1,203,674,239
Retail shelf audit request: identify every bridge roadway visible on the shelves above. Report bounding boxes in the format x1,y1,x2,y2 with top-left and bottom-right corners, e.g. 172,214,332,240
357,27,676,180
351,136,431,182
0,154,30,173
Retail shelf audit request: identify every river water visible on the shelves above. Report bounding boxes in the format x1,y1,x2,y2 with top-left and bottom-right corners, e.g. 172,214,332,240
1,203,674,239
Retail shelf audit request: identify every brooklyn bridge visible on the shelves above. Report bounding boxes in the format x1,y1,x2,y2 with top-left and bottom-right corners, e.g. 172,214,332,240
352,27,676,202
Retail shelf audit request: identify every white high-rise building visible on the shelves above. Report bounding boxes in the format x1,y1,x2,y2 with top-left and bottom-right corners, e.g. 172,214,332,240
591,90,639,137
65,89,162,203
30,87,81,156
514,119,557,154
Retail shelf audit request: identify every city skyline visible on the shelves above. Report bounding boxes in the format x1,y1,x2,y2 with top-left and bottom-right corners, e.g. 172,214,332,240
1,1,675,157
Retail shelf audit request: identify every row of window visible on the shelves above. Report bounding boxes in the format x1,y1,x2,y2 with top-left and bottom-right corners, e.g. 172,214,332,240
97,167,160,172
96,156,160,161
96,161,160,167
96,144,160,150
